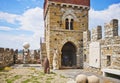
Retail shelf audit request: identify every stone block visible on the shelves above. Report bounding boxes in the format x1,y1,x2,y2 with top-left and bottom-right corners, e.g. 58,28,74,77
0,48,4,62
0,48,4,53
75,74,87,83
87,75,100,83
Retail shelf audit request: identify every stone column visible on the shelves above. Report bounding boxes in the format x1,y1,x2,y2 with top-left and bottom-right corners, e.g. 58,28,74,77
23,42,30,64
23,49,30,64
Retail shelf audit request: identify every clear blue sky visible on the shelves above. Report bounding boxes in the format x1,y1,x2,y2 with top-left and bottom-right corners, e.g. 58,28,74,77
0,0,120,13
91,0,120,10
0,0,120,49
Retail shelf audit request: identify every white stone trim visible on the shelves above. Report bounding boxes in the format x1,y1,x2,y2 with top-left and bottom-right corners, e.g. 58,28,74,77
62,9,79,22
102,69,120,76
101,44,120,47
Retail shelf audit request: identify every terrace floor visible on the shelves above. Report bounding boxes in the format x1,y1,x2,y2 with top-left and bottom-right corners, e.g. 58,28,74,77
0,64,120,83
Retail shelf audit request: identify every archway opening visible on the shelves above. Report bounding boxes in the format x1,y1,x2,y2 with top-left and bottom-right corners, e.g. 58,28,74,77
61,42,76,67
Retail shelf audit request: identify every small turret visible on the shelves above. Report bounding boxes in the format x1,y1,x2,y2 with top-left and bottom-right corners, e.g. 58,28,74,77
104,19,118,38
92,26,102,41
83,30,91,43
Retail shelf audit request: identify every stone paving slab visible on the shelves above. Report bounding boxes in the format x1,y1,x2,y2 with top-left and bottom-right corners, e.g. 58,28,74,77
52,69,120,83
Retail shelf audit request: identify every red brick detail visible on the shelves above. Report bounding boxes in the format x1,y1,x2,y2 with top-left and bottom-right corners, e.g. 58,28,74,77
44,0,90,17
49,0,90,6
43,0,48,17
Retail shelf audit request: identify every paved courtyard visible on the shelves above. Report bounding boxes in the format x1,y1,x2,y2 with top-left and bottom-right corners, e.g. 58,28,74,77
54,69,120,83
0,64,120,83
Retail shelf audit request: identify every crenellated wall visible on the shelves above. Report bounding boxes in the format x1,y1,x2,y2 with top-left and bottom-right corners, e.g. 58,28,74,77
91,26,102,41
83,19,120,74
0,48,41,68
104,19,118,38
0,48,18,68
17,49,40,64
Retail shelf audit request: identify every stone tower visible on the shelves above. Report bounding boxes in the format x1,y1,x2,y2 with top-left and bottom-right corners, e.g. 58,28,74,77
44,0,90,69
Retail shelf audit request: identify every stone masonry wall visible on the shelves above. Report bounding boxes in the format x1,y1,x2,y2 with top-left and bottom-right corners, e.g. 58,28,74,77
101,37,120,70
83,30,90,68
104,19,118,38
49,30,83,68
92,26,102,41
0,48,18,68
40,43,47,65
44,1,90,69
83,19,120,74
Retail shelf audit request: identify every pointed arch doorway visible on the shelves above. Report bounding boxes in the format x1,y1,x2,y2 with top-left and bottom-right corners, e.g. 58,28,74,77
61,42,76,68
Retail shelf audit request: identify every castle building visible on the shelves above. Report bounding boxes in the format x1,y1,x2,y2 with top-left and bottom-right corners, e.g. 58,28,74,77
43,0,90,69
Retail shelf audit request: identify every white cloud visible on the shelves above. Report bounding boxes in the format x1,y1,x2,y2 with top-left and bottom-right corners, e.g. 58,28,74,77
18,7,44,49
0,7,44,49
89,3,120,36
0,32,41,50
18,7,44,33
0,12,19,24
0,33,30,49
0,26,13,31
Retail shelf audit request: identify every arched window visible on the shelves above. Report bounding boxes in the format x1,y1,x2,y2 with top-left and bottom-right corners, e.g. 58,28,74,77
70,19,74,30
65,19,69,29
65,17,74,30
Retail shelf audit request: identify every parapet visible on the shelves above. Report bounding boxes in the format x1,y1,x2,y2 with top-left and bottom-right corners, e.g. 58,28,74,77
83,30,91,43
104,19,118,38
91,26,102,41
83,19,119,44
0,48,4,53
0,47,18,68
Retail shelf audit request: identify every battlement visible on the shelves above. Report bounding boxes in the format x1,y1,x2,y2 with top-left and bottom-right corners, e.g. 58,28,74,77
83,19,119,42
83,30,91,43
105,19,118,38
0,47,41,68
92,26,102,41
83,19,120,72
0,48,18,68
